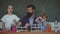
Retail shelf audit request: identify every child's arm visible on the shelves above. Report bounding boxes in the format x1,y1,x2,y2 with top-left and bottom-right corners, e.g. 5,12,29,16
35,17,41,23
2,22,5,28
13,19,19,25
42,22,48,27
13,15,20,25
2,22,9,32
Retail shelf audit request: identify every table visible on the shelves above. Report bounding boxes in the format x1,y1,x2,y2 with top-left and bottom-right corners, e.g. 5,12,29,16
0,32,60,34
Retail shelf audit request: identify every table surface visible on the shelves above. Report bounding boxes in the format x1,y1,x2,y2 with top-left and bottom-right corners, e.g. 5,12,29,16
0,32,60,34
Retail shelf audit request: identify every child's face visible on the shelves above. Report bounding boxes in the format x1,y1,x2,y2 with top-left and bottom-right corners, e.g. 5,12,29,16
7,5,13,14
41,17,47,22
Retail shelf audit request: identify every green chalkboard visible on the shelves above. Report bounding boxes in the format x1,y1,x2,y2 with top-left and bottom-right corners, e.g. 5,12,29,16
0,0,60,22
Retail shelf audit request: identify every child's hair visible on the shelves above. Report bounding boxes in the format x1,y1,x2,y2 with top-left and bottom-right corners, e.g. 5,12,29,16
6,4,14,14
7,4,13,9
40,12,48,18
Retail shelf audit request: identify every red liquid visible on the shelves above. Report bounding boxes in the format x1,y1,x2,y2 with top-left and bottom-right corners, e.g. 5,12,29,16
11,26,17,32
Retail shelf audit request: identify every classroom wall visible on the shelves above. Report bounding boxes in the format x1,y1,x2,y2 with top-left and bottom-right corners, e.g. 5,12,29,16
0,0,60,22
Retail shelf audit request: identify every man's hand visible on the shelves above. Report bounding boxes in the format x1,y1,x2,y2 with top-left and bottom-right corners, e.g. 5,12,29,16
25,23,30,27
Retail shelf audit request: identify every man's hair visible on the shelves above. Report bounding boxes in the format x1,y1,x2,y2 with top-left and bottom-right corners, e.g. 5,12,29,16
27,5,35,10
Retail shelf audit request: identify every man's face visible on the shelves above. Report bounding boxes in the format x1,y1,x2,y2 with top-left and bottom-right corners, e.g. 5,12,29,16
27,7,34,13
7,5,13,14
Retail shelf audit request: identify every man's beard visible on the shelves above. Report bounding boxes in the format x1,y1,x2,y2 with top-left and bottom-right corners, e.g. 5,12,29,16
26,12,33,18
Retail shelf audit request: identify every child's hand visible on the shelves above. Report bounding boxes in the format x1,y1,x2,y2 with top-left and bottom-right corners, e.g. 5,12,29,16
13,19,18,25
47,24,51,27
37,17,41,19
3,28,9,32
13,19,16,22
4,29,9,32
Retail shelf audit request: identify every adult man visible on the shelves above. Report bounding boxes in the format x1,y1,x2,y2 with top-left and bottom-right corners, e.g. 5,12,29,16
21,5,36,27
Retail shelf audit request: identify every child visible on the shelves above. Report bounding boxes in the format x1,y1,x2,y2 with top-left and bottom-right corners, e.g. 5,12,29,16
1,5,20,32
35,12,51,32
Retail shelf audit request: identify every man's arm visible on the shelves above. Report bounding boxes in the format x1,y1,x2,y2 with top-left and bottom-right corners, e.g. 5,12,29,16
21,16,30,27
21,17,26,27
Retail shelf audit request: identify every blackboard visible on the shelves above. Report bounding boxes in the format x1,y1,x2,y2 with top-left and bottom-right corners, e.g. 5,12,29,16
0,0,60,22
